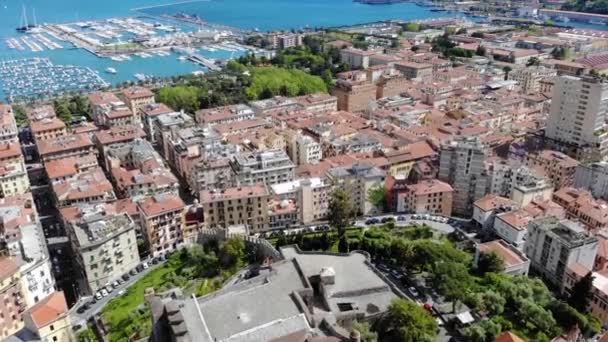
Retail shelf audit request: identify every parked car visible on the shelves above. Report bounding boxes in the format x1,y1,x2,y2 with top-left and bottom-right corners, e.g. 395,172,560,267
130,269,138,276
381,217,395,223
122,274,130,281
118,290,125,296
106,285,114,293
365,218,379,225
408,286,420,297
135,265,143,272
142,262,149,270
95,292,102,300
117,279,124,285
77,304,88,314
112,281,119,288
151,257,159,265
101,289,108,297
397,216,406,221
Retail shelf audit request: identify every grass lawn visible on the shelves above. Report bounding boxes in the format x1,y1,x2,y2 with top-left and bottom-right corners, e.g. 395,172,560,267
101,256,183,341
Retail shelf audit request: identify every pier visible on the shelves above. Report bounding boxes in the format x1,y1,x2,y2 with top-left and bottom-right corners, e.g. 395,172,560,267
187,54,221,71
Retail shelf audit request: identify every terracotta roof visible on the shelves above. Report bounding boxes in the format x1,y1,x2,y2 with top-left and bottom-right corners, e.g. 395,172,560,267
385,141,435,164
138,193,185,217
0,142,22,160
141,103,174,117
27,291,68,328
37,134,93,156
478,240,527,268
94,125,146,146
88,92,120,106
45,154,98,180
495,331,526,342
30,118,66,133
474,194,516,212
406,179,453,196
122,86,154,100
0,256,20,281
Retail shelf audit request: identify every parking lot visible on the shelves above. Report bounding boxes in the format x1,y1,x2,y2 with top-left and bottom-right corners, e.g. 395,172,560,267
69,254,169,327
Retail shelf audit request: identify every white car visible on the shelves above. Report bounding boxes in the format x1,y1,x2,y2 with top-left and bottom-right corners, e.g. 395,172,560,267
408,286,420,297
95,292,102,300
118,289,125,296
142,262,149,270
101,289,108,297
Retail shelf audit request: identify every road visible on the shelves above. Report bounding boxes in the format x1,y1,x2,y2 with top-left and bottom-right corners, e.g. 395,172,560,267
69,258,165,326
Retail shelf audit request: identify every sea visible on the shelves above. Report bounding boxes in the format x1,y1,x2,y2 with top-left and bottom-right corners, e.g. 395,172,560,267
0,0,606,101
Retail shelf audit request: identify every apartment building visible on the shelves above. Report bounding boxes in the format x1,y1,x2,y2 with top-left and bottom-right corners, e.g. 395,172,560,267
553,187,608,231
525,150,579,189
485,161,553,207
89,90,138,127
327,163,386,216
122,86,155,122
249,96,299,116
52,168,116,208
37,134,96,163
394,61,433,80
0,257,25,339
195,104,254,126
153,111,196,160
525,217,598,286
67,211,140,294
106,139,178,199
29,118,67,144
201,184,270,232
509,65,557,94
473,194,518,230
0,194,56,307
138,193,186,256
23,291,72,342
439,137,489,216
0,142,30,197
294,93,338,114
187,158,234,196
545,75,608,160
575,161,608,200
140,103,174,144
396,179,453,216
331,71,377,112
88,91,122,126
287,134,322,166
231,149,295,186
0,104,19,143
340,48,373,69
44,154,99,183
94,125,147,170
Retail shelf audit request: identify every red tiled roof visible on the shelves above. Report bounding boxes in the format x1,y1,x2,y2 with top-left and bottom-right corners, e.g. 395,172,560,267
27,291,68,328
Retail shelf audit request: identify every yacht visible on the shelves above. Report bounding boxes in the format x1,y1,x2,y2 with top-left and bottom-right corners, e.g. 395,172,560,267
134,73,146,81
105,67,117,74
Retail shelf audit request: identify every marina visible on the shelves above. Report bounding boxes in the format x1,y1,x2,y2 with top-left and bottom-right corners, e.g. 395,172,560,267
0,58,109,102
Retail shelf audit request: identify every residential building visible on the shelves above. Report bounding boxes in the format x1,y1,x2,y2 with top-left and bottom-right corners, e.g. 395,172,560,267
88,91,121,125
0,257,25,339
153,111,196,160
51,168,116,208
94,125,147,170
66,211,140,294
385,141,436,178
485,160,553,207
195,104,254,126
201,185,270,232
106,139,179,199
563,263,608,324
231,149,295,186
22,291,72,342
475,240,530,276
287,134,322,165
439,137,489,216
340,48,374,69
138,193,186,256
297,177,332,224
148,245,398,342
509,66,557,94
394,61,433,80
139,103,174,145
29,118,67,144
268,198,298,230
44,154,99,183
525,150,579,189
294,93,338,114
327,163,385,216
0,194,56,307
331,71,377,112
525,217,598,286
0,104,19,143
575,161,608,200
37,134,96,163
0,142,30,197
553,187,608,231
249,96,299,116
545,75,608,160
122,86,155,122
187,158,234,196
396,179,453,216
473,194,517,230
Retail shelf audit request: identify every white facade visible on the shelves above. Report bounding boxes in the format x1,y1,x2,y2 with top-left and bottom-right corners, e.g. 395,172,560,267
296,135,322,165
494,213,528,249
546,76,608,153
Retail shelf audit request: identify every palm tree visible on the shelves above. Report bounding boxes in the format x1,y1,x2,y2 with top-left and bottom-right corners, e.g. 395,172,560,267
502,66,512,81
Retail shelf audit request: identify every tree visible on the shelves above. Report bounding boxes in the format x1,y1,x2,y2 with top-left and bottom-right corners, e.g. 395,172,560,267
352,321,378,342
502,66,512,81
156,85,201,113
517,299,558,334
11,104,27,126
568,272,595,312
475,45,486,56
527,56,540,67
477,251,505,275
218,237,245,268
432,261,473,312
379,299,437,342
54,99,73,125
471,32,485,38
464,320,502,342
367,185,386,212
329,188,353,238
401,22,421,32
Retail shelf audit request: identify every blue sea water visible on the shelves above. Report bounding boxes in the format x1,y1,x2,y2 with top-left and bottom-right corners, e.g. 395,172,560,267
0,0,606,101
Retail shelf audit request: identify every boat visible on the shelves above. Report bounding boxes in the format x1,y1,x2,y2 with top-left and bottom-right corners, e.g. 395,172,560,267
178,56,188,61
105,67,117,74
590,19,607,25
16,6,39,33
134,73,146,81
554,16,570,23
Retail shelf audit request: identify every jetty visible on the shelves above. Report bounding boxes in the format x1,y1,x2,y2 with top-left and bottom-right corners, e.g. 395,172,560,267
187,54,221,71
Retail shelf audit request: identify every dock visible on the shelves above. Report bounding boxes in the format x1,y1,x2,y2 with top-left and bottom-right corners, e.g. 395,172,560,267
187,54,221,71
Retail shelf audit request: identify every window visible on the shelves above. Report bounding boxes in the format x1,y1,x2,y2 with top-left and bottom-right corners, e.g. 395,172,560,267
50,325,54,331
